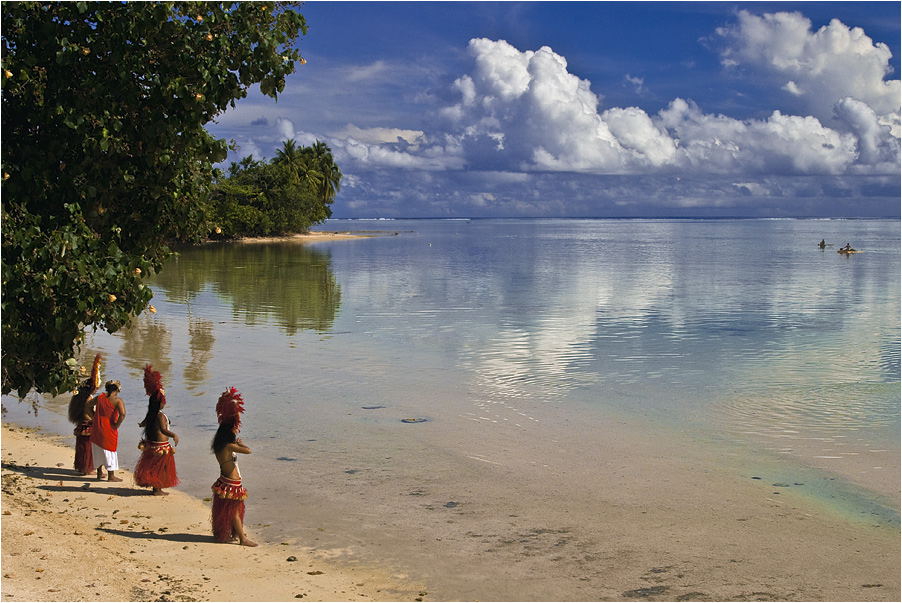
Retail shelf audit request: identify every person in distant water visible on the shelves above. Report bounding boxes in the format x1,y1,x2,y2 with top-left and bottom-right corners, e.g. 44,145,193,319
134,365,179,496
839,243,856,253
68,354,101,475
210,387,257,546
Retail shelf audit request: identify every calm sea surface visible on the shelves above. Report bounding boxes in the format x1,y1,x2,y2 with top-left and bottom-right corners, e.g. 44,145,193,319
4,218,899,594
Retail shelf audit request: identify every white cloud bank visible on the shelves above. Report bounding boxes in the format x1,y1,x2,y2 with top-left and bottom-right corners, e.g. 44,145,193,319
328,11,898,180
717,10,900,132
214,9,899,217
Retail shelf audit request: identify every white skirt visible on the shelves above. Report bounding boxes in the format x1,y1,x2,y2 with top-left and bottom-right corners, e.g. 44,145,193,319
91,443,119,471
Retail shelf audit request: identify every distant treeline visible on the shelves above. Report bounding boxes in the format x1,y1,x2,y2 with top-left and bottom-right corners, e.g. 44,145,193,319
208,139,341,238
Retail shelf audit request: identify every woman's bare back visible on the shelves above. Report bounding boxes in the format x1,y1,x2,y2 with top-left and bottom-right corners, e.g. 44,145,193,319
216,440,250,480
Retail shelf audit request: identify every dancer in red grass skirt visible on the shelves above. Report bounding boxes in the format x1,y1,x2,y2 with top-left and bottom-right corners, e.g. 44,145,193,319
68,354,101,475
211,387,257,546
134,365,179,496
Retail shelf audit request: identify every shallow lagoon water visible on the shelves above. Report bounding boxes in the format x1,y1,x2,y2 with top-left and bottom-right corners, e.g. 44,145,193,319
3,218,899,598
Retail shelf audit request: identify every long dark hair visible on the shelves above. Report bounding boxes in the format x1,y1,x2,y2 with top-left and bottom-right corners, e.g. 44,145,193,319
67,380,94,424
211,422,237,454
140,392,164,441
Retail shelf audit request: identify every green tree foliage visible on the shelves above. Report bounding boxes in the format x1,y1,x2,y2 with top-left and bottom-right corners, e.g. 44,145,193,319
306,139,342,206
207,139,341,238
274,138,321,190
1,2,308,396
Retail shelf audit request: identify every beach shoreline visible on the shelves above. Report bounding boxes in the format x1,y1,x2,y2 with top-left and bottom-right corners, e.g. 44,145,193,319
228,230,399,244
0,422,427,602
4,408,899,602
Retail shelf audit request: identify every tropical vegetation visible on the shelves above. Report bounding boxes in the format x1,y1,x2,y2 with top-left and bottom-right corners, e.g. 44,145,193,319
1,1,308,396
207,139,341,238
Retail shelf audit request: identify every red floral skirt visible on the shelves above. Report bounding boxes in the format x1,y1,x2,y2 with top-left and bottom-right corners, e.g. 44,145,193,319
211,475,247,542
134,441,179,489
74,423,94,475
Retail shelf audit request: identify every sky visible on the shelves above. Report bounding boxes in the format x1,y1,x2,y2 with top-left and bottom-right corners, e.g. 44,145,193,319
207,1,902,219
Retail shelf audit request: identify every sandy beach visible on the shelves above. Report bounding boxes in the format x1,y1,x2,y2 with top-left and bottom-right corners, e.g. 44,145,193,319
232,231,398,244
3,412,899,602
0,423,426,602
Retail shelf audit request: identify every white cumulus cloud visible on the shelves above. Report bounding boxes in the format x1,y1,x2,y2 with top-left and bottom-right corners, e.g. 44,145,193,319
333,124,426,147
716,10,900,133
438,35,893,177
330,135,465,171
658,98,858,174
263,12,899,181
275,117,296,141
212,8,899,218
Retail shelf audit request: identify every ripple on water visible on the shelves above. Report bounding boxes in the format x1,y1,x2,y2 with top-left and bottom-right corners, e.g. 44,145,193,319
719,381,899,433
716,381,900,469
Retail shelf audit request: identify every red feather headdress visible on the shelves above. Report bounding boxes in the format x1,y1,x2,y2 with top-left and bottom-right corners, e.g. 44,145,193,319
89,354,102,391
143,364,165,405
216,387,245,432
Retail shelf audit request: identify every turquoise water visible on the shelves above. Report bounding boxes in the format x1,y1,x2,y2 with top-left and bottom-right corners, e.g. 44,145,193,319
3,218,899,594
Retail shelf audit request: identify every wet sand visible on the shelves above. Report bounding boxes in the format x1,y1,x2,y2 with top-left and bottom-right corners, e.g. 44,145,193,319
241,396,900,602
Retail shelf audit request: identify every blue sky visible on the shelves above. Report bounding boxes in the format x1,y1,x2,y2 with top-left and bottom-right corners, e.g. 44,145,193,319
208,2,901,218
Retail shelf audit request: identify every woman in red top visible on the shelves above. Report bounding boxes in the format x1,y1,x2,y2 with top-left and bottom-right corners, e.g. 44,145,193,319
90,380,126,482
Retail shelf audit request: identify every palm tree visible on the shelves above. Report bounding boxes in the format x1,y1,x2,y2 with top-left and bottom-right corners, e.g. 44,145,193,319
273,139,321,188
273,139,302,178
304,140,342,205
229,155,260,177
295,155,323,191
